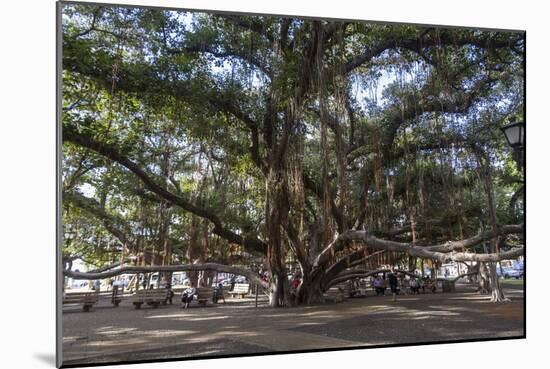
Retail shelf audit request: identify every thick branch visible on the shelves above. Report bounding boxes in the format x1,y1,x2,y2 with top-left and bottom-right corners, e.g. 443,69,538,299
63,124,266,254
63,263,267,287
321,250,385,289
313,226,524,269
217,15,275,44
328,268,419,289
65,190,133,246
425,224,524,252
344,32,522,74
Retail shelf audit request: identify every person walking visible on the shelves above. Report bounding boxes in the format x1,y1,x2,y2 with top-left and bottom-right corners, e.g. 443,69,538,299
388,269,399,302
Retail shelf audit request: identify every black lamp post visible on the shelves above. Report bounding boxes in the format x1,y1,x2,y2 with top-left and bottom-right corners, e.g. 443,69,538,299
500,121,525,170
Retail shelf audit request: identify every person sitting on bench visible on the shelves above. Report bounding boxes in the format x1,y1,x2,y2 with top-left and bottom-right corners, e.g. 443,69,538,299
373,276,385,296
181,286,197,309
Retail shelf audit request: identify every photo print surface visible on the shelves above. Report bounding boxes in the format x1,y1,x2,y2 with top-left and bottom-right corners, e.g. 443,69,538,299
59,1,525,367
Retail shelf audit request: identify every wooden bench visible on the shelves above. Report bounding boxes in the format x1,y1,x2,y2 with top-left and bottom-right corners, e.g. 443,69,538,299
229,283,250,298
63,292,98,312
132,289,168,309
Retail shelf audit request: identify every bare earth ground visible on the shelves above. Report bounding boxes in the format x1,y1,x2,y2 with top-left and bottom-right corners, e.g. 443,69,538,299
62,283,524,366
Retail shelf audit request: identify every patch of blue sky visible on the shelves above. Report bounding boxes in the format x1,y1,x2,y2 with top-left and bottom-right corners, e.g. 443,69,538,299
350,58,432,115
78,182,96,199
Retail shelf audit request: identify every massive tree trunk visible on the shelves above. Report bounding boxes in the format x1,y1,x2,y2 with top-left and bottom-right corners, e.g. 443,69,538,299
265,168,290,307
476,149,509,302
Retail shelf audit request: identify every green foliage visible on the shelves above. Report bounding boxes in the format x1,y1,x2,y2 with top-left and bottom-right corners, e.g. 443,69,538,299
61,3,524,270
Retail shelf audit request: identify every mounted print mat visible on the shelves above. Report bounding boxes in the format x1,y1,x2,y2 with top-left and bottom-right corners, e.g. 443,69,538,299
58,0,525,367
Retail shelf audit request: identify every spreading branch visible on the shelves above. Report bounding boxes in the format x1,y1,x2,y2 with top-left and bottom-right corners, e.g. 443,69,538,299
313,225,524,269
63,124,267,254
64,263,267,288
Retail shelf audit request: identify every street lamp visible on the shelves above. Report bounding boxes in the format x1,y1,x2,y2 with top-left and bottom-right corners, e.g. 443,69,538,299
501,121,525,170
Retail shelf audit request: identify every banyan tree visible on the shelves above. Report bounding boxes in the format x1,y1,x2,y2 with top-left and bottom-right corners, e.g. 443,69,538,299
61,4,525,306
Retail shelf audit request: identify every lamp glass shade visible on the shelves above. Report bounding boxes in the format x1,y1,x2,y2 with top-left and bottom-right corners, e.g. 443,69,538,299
501,122,524,148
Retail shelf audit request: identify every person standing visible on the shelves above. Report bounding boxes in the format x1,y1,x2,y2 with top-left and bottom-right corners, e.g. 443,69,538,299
388,269,399,302
165,283,174,305
94,279,101,295
417,277,425,293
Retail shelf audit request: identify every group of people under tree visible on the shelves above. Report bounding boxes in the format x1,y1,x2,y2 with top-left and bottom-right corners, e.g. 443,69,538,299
370,270,437,300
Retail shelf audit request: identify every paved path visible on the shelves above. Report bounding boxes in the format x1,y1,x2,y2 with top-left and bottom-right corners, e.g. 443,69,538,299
62,284,524,366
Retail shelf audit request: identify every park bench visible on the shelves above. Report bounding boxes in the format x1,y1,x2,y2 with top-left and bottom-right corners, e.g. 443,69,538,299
229,283,250,298
63,292,98,312
132,289,168,309
177,287,216,307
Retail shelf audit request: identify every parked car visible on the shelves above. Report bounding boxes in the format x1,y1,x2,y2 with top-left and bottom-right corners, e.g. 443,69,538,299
497,267,523,279
235,276,248,283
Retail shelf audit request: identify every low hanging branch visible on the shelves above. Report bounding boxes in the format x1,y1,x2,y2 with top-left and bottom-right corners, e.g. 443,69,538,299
63,262,268,288
320,249,385,287
86,259,134,274
424,224,523,252
313,225,524,270
328,268,420,289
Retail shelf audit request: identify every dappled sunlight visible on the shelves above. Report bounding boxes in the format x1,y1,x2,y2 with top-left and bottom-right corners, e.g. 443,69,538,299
145,313,230,321
193,349,224,357
448,295,491,301
63,336,88,343
300,310,344,318
410,316,434,320
88,337,151,347
181,316,230,322
394,297,421,301
297,322,325,326
426,305,468,312
94,327,138,335
214,330,262,338
404,310,460,317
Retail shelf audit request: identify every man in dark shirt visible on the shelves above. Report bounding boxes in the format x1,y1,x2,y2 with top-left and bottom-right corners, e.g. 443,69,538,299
388,269,399,302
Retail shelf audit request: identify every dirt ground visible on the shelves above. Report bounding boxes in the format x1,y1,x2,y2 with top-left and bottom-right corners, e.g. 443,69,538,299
61,283,524,366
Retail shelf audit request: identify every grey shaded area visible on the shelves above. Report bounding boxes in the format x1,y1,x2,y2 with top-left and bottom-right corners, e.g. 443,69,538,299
34,353,56,366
